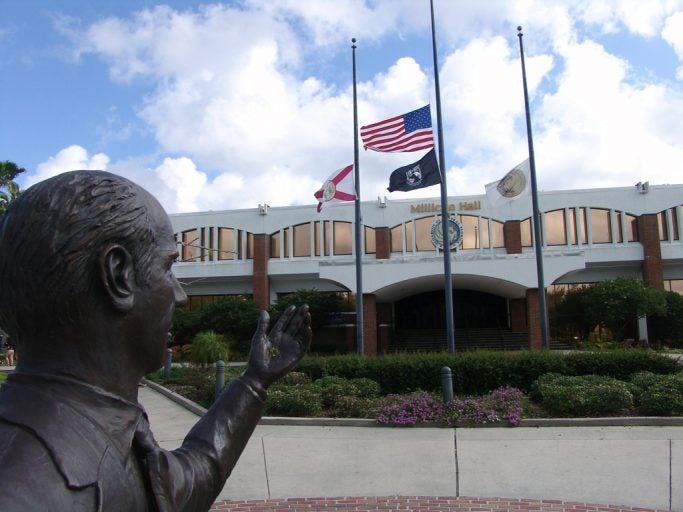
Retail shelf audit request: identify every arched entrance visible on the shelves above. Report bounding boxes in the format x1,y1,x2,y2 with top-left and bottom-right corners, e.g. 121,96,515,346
395,289,508,330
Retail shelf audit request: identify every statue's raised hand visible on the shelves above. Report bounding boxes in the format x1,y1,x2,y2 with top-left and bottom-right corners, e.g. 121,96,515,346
243,305,311,390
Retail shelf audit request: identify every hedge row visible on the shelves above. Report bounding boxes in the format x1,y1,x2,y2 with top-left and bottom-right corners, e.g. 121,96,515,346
531,371,683,417
295,350,681,395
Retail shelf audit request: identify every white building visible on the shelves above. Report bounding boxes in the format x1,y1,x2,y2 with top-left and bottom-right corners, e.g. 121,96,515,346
171,183,683,353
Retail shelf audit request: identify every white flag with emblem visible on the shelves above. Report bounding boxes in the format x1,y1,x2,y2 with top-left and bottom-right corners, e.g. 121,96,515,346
485,159,531,208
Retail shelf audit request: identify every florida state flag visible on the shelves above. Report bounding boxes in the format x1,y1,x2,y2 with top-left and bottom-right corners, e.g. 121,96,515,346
314,164,356,212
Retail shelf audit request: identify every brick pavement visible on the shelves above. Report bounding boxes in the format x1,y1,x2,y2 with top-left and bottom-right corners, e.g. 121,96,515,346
210,496,666,511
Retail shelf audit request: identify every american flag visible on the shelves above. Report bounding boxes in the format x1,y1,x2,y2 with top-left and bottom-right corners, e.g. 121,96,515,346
360,105,435,153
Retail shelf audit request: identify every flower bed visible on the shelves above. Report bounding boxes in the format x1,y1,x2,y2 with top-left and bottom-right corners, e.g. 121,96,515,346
145,351,683,426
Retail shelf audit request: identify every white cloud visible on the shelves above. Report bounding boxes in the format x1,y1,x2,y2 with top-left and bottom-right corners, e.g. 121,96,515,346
662,11,683,79
534,38,683,189
155,157,207,213
38,0,683,212
27,145,110,188
578,0,683,37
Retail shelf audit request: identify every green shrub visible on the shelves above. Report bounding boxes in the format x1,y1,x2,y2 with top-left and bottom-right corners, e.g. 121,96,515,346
278,371,312,386
190,331,231,365
313,376,354,408
296,350,678,395
531,373,633,416
628,371,660,398
629,371,683,415
562,350,678,380
266,385,323,417
171,307,202,345
333,396,376,418
312,376,381,409
145,366,186,384
349,377,382,399
164,367,216,408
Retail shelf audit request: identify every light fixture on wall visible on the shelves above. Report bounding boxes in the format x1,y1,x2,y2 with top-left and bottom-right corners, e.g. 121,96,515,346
377,196,387,208
258,203,269,215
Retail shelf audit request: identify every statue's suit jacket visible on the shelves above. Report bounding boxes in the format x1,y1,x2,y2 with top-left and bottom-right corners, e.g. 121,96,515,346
0,372,265,511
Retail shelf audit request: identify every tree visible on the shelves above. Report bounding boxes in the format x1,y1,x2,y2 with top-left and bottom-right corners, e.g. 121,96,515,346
0,161,26,214
650,291,683,346
585,277,667,341
550,285,597,341
268,289,354,331
172,296,261,355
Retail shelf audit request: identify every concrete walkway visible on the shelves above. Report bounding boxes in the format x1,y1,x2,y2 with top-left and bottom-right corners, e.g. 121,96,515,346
139,382,683,511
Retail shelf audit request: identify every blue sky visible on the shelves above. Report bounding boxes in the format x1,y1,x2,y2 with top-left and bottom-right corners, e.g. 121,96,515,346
2,0,683,213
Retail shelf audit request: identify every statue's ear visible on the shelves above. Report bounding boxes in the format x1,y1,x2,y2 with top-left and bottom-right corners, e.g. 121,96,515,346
100,244,135,312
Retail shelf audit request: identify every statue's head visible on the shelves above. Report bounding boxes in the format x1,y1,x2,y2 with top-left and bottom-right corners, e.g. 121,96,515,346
0,171,184,366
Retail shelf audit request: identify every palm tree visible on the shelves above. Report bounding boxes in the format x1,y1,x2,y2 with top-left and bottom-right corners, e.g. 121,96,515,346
0,161,25,214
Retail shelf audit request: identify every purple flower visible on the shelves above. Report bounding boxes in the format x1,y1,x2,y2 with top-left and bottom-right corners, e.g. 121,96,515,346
374,387,524,427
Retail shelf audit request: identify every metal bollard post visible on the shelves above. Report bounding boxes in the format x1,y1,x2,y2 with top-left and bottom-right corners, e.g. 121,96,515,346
163,348,173,382
215,360,225,402
441,366,453,403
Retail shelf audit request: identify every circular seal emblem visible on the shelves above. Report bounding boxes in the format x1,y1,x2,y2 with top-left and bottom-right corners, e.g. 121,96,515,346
497,167,527,198
430,218,463,250
405,165,423,187
322,180,336,202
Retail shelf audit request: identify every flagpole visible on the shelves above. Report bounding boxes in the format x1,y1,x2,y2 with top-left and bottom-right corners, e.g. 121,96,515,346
352,38,364,355
430,0,455,353
517,26,549,350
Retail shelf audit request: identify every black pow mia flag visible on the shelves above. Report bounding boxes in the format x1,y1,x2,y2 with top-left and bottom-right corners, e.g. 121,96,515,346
387,148,441,192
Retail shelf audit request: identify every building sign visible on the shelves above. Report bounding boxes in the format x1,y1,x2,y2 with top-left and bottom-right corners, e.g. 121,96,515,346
430,218,463,250
411,201,480,213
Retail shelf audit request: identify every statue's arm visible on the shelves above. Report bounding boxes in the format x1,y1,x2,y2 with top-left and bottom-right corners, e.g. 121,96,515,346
149,305,311,511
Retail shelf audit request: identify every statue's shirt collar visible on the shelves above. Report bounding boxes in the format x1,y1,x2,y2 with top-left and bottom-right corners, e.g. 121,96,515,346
0,372,147,487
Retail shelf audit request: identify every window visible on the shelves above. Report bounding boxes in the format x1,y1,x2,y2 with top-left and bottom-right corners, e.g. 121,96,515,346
658,211,669,241
544,209,566,246
208,227,215,261
218,228,236,260
246,233,254,259
186,294,253,310
333,221,352,255
364,226,376,254
615,212,625,243
391,224,404,253
313,220,331,256
490,219,505,248
568,208,587,245
181,229,198,261
293,223,311,257
625,214,638,242
270,229,290,258
474,217,504,249
665,280,683,295
672,208,680,241
454,215,475,249
478,217,490,249
613,210,638,243
415,217,436,251
237,230,243,259
590,208,612,244
521,218,532,247
406,221,414,252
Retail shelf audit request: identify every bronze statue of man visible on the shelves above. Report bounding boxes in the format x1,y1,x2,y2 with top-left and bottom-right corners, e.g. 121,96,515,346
0,170,311,511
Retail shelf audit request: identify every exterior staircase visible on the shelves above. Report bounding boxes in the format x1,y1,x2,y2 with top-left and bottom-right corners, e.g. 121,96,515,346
390,328,574,352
